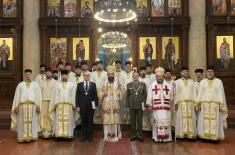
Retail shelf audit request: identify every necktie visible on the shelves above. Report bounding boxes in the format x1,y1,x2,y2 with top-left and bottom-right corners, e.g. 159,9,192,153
86,82,88,91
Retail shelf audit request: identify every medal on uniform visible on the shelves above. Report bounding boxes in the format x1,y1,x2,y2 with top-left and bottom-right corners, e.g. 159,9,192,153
133,81,141,96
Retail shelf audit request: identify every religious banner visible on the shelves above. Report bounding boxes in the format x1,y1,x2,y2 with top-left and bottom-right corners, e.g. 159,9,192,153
81,0,93,17
3,0,17,17
64,0,77,17
151,0,165,16
216,36,234,70
73,38,90,62
50,38,67,68
212,0,226,15
231,0,235,15
139,37,157,65
162,37,180,71
136,0,148,17
48,0,60,17
168,0,181,16
0,38,13,72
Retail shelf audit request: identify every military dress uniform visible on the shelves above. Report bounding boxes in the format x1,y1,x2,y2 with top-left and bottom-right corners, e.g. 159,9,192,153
125,81,147,141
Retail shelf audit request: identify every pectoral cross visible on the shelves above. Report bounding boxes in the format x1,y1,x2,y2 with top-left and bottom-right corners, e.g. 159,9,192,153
163,85,169,95
153,85,160,94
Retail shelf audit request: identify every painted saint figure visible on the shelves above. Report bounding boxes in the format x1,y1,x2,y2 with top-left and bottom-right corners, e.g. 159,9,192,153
151,0,164,16
137,1,147,17
76,40,85,62
143,39,153,64
53,44,66,65
82,1,92,17
213,0,225,15
0,40,10,70
165,39,177,70
220,38,230,69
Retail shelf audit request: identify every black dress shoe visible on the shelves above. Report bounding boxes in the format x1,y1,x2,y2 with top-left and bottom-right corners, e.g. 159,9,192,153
130,137,137,141
137,136,144,143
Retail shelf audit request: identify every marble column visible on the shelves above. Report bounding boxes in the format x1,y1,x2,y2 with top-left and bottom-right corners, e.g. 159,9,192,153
23,0,40,78
188,0,206,79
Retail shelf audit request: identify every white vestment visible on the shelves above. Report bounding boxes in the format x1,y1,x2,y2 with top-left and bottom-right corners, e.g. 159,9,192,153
120,71,133,124
49,81,77,138
139,77,152,131
11,81,42,142
100,80,123,142
39,78,56,138
147,80,173,142
197,78,228,140
175,78,197,139
91,70,108,124
35,73,46,85
67,71,76,82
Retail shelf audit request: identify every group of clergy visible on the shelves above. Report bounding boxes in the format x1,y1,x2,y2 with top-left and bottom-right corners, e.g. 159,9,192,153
10,60,228,143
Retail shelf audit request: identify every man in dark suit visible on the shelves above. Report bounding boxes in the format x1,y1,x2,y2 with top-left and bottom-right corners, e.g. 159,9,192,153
76,71,98,142
126,71,147,142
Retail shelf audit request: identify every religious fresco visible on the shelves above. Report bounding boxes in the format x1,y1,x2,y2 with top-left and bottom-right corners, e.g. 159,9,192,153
162,37,180,71
81,0,93,17
231,0,235,15
3,0,17,17
151,0,165,16
97,35,131,69
136,0,148,17
216,36,234,70
48,0,60,17
73,38,90,62
139,37,156,65
64,0,77,17
0,38,13,72
168,0,181,16
50,38,67,68
212,0,226,15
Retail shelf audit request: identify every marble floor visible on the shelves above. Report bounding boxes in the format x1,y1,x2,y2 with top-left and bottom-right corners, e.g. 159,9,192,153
0,129,234,155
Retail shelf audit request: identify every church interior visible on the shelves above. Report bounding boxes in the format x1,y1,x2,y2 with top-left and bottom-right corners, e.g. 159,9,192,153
0,0,235,154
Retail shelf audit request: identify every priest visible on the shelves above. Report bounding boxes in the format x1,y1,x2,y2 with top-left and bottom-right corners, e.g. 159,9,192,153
49,70,76,139
91,61,107,124
139,66,152,131
100,66,123,142
121,61,133,124
35,64,46,85
39,67,56,138
175,67,197,140
65,62,76,82
11,69,42,142
146,67,174,142
194,68,204,95
197,66,228,142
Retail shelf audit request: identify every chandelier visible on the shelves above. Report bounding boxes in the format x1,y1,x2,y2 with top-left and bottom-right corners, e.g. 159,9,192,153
94,0,137,23
101,31,128,49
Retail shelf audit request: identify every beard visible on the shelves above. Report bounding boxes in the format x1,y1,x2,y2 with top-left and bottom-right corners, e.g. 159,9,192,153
108,77,114,83
140,74,146,78
157,80,163,84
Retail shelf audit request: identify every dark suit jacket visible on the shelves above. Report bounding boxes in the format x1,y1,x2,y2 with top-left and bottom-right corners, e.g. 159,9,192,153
125,81,147,110
76,81,98,111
